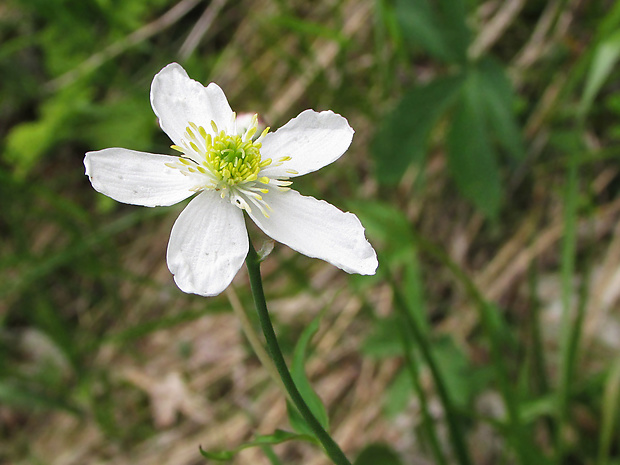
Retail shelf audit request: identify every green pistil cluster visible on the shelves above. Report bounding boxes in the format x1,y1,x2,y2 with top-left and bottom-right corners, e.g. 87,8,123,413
173,120,272,190
205,131,268,187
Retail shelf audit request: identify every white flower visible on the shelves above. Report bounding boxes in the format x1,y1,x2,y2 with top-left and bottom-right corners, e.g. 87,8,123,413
84,63,378,296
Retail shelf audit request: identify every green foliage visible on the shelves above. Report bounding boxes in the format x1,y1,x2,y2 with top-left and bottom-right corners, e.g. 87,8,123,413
287,315,330,436
382,368,413,418
0,380,81,414
371,75,464,185
373,1,525,218
598,358,620,465
3,1,620,464
432,336,485,410
354,443,403,465
395,0,469,64
371,57,525,218
446,67,503,219
475,58,526,161
4,85,91,176
199,430,316,461
1,0,170,177
580,29,620,119
361,315,403,358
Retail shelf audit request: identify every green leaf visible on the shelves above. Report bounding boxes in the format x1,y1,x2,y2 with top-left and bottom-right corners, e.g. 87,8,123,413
199,430,315,461
372,74,464,184
599,357,620,464
383,368,414,418
580,29,620,118
4,85,91,177
287,316,330,436
395,0,468,63
361,315,404,358
354,443,403,465
0,381,80,414
446,71,502,219
437,0,470,63
84,94,155,153
477,58,525,160
431,336,481,409
402,252,429,334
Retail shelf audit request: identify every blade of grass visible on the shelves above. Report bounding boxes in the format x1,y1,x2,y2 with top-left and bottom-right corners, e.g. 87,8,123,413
387,269,472,465
597,357,620,465
555,130,581,462
411,231,546,465
394,293,451,465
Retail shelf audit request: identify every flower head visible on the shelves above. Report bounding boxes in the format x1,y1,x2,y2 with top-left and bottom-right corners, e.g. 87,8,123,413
84,63,378,296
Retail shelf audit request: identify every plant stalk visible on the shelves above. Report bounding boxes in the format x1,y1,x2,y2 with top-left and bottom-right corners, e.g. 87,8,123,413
245,237,352,465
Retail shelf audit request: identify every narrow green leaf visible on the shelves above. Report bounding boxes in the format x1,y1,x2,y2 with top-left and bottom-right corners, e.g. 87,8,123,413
261,445,284,465
287,316,329,436
580,29,620,118
598,0,620,39
354,444,403,465
372,74,464,184
597,356,620,464
199,430,315,461
402,251,429,334
446,72,502,219
477,58,525,160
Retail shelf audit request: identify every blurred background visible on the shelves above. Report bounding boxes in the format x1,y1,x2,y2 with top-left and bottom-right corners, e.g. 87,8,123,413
2,0,620,464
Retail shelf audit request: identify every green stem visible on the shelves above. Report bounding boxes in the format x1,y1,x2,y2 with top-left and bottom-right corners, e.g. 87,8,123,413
245,237,352,465
389,274,472,465
556,98,588,463
391,296,449,464
412,231,534,465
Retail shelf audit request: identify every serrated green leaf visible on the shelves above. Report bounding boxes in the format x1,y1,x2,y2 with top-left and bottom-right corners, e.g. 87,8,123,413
199,429,315,461
287,316,329,436
372,74,464,184
354,443,403,465
446,72,502,219
477,58,525,160
395,0,466,63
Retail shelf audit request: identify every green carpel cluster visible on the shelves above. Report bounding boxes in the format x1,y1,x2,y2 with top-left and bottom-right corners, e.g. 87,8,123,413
206,132,264,186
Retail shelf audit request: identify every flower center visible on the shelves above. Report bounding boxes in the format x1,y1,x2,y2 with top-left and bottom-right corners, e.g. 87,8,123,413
166,114,296,218
166,114,296,217
170,115,272,191
205,130,265,187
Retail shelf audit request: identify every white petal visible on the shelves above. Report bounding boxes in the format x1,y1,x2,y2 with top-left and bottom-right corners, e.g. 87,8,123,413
150,63,234,146
247,190,377,275
84,148,196,207
260,110,354,178
167,191,249,296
